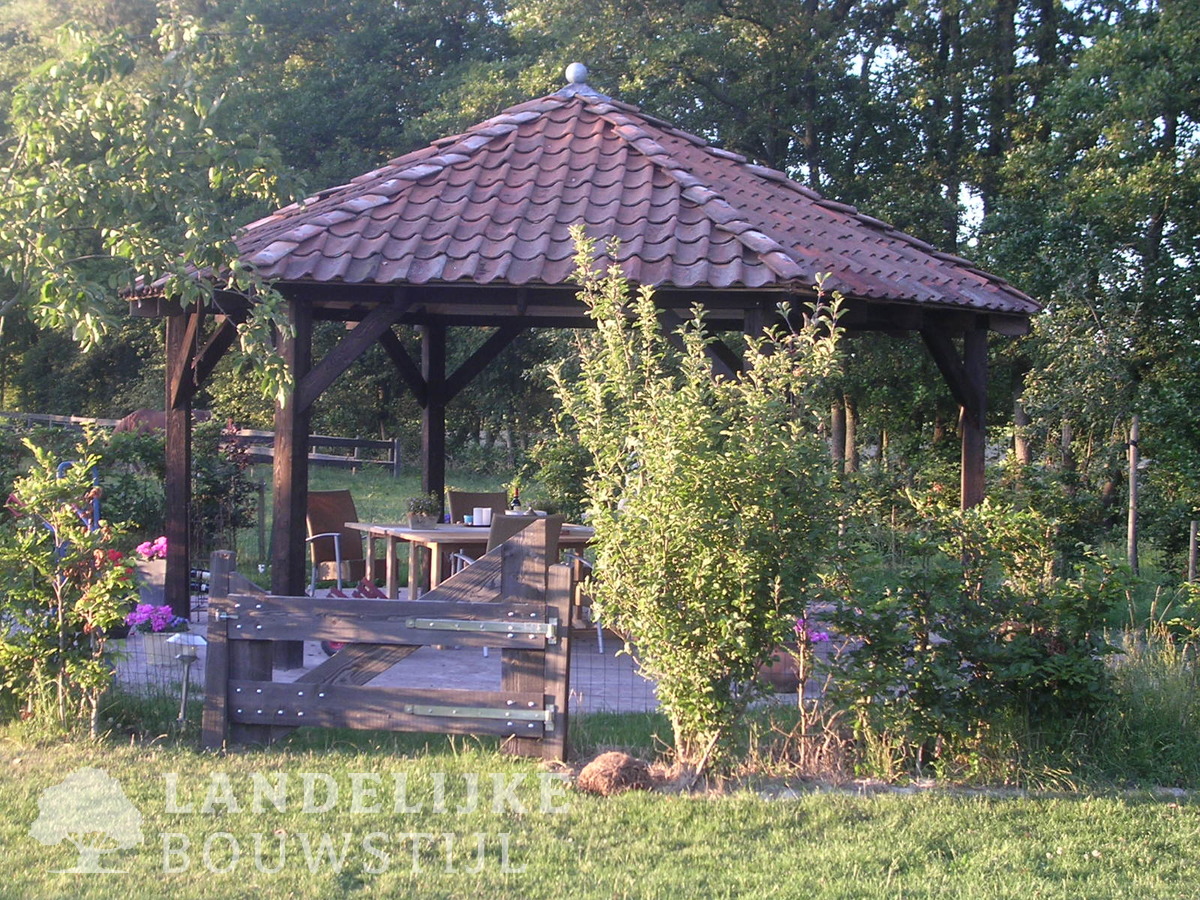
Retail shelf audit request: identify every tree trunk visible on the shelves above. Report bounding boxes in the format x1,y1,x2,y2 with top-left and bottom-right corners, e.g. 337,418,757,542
1013,397,1032,467
1127,414,1140,576
830,400,847,468
843,394,858,474
1060,420,1075,474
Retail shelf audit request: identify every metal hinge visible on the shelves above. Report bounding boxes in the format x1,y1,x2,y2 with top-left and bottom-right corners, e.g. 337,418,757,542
404,703,556,732
405,616,558,642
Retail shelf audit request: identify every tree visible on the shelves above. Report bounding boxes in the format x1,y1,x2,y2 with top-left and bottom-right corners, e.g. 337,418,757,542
985,0,1200,545
0,15,295,399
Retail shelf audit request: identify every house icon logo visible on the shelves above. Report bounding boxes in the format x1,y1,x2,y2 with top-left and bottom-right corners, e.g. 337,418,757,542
29,767,144,873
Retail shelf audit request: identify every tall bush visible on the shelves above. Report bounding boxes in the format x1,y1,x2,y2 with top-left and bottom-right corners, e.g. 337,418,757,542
0,442,133,733
554,231,842,770
828,491,1126,774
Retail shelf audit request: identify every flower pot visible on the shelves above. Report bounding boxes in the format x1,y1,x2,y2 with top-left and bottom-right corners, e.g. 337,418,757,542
141,631,180,667
408,513,437,529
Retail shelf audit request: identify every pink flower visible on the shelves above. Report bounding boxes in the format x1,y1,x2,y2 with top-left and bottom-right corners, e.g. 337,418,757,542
136,536,168,559
125,603,187,633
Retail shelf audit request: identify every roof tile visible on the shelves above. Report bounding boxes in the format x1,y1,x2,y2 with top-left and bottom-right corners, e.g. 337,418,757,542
234,83,1037,314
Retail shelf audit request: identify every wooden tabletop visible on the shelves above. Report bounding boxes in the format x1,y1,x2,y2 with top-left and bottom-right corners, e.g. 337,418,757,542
347,521,594,541
345,520,593,598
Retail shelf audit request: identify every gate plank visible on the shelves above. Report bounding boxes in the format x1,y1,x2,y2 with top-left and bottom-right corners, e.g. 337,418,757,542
202,513,571,756
228,682,546,736
225,593,549,649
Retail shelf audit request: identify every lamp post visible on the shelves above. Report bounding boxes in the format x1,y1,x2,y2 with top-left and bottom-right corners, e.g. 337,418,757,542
168,633,206,725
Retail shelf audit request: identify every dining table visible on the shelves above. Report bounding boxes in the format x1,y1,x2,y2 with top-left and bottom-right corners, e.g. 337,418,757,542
346,519,594,599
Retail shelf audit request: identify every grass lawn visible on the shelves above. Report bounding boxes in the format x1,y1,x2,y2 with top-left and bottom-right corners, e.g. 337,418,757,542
1,722,1197,900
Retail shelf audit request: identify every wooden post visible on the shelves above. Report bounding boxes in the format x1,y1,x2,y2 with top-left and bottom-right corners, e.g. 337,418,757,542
921,324,989,509
960,327,988,509
542,564,572,761
1127,414,1140,576
270,298,312,669
201,550,235,749
844,394,858,474
421,323,447,508
256,478,267,566
830,400,847,469
1013,397,1032,467
164,313,194,618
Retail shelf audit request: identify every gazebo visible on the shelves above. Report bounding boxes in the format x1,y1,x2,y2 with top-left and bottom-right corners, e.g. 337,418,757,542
138,66,1038,661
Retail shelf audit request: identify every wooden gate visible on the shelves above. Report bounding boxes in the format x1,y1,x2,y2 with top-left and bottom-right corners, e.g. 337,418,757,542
201,519,572,760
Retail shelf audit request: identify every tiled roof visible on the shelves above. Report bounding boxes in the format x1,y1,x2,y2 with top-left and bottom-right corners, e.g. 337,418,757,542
237,80,1037,316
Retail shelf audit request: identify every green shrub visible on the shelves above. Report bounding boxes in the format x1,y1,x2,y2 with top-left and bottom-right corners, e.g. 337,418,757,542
827,492,1127,775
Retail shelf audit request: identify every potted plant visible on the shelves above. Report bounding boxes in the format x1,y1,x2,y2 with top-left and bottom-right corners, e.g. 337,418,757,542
406,493,440,529
125,603,189,666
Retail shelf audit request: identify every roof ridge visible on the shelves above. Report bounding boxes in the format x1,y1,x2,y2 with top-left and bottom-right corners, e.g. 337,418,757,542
584,99,808,283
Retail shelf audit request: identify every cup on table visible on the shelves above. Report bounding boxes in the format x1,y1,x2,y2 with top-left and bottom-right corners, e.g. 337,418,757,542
464,515,474,526
473,507,492,527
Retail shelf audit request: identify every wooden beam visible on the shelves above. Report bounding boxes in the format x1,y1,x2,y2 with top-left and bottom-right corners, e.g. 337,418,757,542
192,314,243,390
706,337,741,379
378,328,427,406
922,325,988,508
166,307,203,410
164,313,195,618
295,300,411,412
421,324,447,506
659,308,740,379
444,324,525,402
960,327,988,509
921,329,975,411
270,298,312,669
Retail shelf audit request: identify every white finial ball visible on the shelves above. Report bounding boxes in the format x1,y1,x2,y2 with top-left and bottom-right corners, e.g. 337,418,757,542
565,63,588,85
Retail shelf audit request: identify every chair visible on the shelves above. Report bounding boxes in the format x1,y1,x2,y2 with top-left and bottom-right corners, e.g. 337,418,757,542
563,550,606,654
305,490,380,594
447,490,508,524
449,514,564,656
450,514,564,575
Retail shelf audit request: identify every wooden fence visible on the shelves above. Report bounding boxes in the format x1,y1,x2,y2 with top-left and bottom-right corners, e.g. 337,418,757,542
0,411,403,476
201,519,572,760
234,430,403,476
